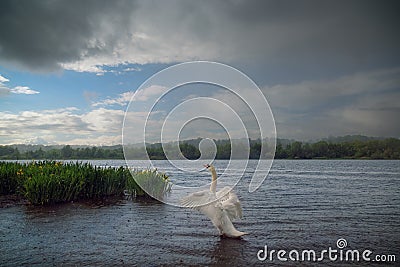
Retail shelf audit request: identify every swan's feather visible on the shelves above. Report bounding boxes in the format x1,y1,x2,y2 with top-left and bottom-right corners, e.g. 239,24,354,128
180,190,215,210
216,187,243,220
181,190,224,228
181,186,243,220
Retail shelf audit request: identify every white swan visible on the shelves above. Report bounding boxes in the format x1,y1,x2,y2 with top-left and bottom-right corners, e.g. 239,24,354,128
181,164,247,238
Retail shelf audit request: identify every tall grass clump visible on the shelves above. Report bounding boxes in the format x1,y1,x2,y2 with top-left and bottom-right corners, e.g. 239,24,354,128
0,161,171,205
0,162,25,195
23,161,84,205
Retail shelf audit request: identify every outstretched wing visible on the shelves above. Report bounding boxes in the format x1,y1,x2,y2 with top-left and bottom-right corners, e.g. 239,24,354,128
216,186,243,220
180,190,215,210
181,190,223,225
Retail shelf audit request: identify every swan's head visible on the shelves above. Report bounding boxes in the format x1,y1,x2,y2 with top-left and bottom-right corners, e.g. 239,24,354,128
204,164,215,172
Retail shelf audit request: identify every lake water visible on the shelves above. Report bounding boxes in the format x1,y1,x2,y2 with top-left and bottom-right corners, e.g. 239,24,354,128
1,160,399,266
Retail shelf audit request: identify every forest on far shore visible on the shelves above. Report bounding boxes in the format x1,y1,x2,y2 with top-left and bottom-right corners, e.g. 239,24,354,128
0,136,399,160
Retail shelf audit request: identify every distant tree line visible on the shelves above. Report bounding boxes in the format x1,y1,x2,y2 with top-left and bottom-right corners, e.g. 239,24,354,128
0,138,399,160
0,145,124,160
275,138,400,159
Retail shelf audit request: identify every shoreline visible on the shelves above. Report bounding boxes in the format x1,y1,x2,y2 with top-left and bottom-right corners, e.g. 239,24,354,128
0,194,28,208
0,194,135,209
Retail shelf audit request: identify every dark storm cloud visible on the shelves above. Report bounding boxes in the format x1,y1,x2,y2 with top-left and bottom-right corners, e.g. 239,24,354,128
220,0,400,80
0,0,399,73
0,0,135,71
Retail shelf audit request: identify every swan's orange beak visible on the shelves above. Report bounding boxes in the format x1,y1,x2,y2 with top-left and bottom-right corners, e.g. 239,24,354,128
204,164,210,169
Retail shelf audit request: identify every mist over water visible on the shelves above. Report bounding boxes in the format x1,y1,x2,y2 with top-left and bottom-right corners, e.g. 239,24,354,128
1,160,399,266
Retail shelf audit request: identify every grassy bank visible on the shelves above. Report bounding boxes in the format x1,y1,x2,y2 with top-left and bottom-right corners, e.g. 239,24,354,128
0,161,171,205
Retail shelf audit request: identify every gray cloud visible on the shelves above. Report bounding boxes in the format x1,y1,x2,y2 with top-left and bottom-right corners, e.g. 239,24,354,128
0,0,399,75
263,67,400,139
0,0,135,71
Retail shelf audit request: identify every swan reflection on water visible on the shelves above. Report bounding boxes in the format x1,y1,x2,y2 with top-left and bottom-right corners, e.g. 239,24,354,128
210,236,248,265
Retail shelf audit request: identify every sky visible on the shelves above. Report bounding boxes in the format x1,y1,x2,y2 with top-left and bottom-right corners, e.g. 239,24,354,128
0,0,399,145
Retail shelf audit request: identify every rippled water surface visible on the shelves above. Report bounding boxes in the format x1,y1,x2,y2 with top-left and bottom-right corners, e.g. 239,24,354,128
1,160,399,266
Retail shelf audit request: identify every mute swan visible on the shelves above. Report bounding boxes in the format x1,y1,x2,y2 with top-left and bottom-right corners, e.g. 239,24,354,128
181,164,247,238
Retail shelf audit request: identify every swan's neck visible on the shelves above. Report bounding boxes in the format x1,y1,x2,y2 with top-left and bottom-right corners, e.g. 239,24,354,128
210,169,217,193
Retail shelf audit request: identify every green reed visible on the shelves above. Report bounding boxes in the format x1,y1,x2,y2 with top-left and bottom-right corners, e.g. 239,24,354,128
0,161,171,205
0,162,25,195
